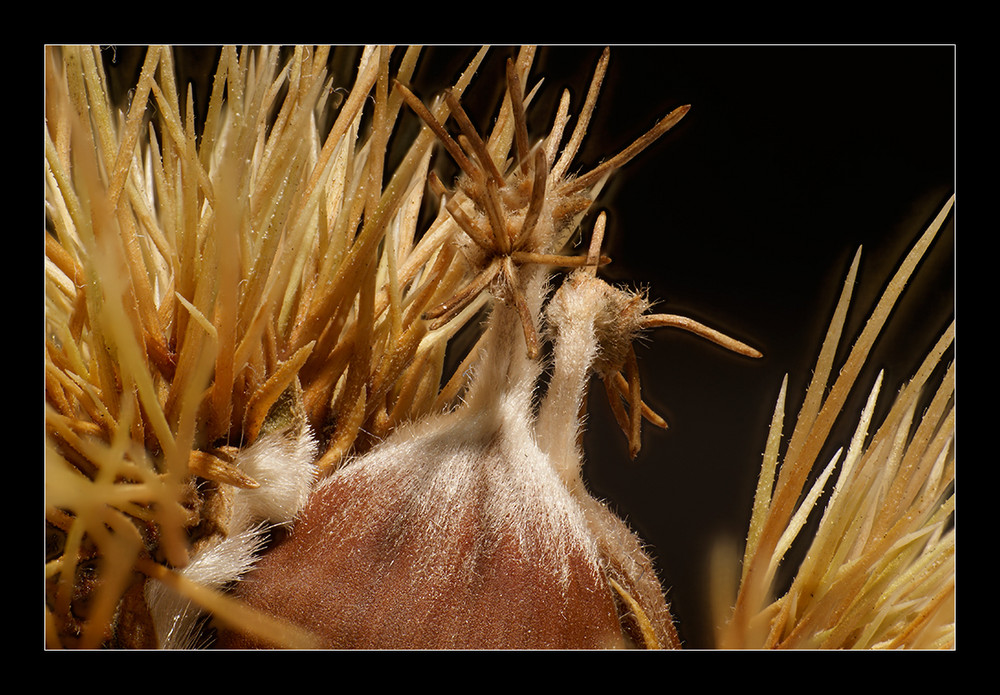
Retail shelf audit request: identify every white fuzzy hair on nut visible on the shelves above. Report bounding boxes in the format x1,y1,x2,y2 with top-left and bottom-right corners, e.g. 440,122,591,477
145,427,318,649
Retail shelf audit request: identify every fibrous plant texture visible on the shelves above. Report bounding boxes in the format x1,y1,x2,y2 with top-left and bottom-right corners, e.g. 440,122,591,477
45,45,760,649
44,45,954,650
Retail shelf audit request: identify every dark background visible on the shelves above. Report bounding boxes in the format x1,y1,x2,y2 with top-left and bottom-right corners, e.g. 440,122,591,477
99,45,955,648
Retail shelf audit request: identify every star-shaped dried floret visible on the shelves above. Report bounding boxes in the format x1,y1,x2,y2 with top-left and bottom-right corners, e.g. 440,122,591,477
395,51,690,359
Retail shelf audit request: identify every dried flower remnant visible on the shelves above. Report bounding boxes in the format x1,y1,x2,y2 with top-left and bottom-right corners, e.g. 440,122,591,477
552,270,762,459
394,51,690,361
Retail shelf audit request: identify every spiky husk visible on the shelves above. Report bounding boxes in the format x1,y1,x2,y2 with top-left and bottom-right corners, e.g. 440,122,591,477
714,198,955,649
44,45,513,648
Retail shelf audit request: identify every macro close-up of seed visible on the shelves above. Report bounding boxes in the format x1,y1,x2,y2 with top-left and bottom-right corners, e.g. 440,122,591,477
44,45,954,649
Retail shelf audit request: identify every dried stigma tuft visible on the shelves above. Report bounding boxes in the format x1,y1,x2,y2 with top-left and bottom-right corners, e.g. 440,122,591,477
395,51,689,360
546,216,761,458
